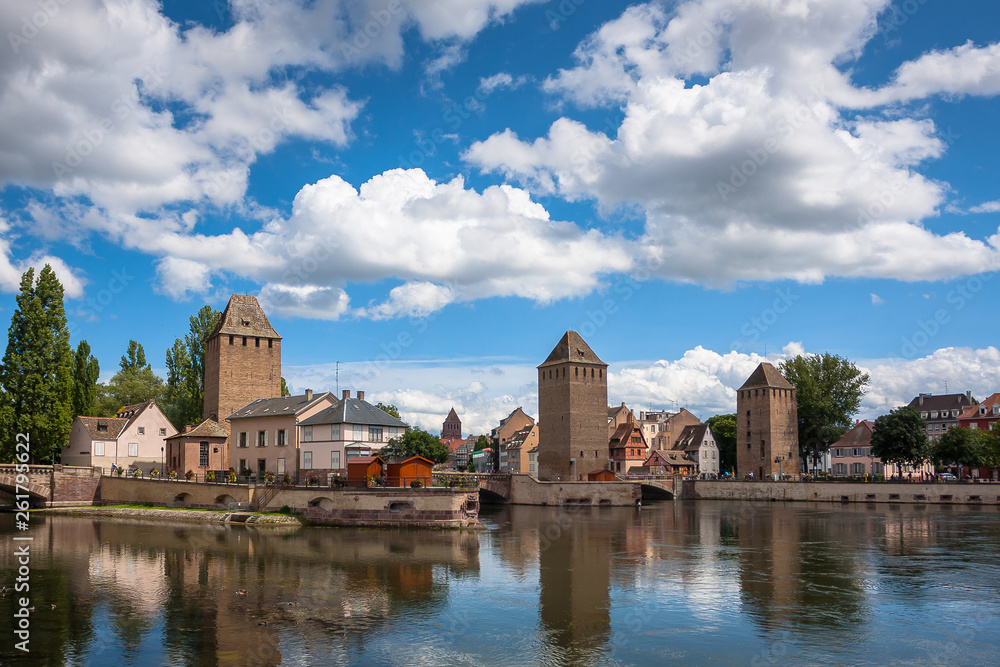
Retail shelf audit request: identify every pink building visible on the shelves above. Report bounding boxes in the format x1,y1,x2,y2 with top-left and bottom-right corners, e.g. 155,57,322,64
830,420,933,478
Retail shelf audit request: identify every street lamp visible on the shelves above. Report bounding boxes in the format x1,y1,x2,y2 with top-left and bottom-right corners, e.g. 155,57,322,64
161,446,164,478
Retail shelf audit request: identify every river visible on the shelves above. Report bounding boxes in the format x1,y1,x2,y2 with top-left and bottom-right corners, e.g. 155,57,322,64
2,501,999,666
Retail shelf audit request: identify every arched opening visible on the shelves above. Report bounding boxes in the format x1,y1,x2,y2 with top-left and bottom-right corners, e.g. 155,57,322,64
307,497,336,512
173,492,193,507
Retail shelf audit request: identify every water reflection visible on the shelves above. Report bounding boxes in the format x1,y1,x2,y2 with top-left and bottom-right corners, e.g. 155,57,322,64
2,502,999,666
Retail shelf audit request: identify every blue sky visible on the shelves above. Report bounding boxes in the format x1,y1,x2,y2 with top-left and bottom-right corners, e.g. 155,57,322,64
1,0,998,434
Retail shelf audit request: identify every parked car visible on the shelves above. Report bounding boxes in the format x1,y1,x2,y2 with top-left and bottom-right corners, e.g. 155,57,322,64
939,472,958,481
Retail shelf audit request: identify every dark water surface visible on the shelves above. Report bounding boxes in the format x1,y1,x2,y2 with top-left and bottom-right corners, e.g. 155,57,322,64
2,501,999,666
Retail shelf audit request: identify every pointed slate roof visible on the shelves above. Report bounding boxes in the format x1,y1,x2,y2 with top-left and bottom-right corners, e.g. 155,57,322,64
444,407,461,423
227,392,334,420
76,416,129,440
539,330,606,368
739,362,794,390
209,294,281,340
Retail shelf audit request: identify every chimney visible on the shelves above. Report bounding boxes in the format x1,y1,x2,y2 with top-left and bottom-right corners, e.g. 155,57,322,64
967,390,973,403
305,388,313,401
357,390,365,401
919,394,925,406
342,389,350,399
185,424,195,433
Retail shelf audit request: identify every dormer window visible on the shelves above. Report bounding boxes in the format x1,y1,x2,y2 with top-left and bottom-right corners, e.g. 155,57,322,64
993,404,1000,415
980,406,987,416
137,427,144,435
97,424,107,433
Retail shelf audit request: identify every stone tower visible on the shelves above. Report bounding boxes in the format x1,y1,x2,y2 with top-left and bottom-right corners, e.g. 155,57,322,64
442,407,462,440
537,331,608,481
736,362,799,480
203,294,282,422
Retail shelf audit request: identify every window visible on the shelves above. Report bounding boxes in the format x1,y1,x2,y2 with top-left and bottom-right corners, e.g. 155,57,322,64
138,427,145,435
97,424,107,433
94,442,104,456
277,458,285,475
229,335,234,345
129,442,138,457
331,424,340,440
833,463,847,476
239,432,248,448
159,428,166,436
303,452,312,469
302,426,312,442
239,458,246,472
353,424,363,441
369,425,383,442
331,451,341,469
257,431,266,447
268,339,273,349
255,337,260,347
200,442,209,467
851,463,865,475
277,429,287,446
242,337,247,346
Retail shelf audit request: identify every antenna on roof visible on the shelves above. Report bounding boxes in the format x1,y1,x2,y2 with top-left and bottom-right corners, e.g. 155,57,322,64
944,381,948,393
336,361,340,396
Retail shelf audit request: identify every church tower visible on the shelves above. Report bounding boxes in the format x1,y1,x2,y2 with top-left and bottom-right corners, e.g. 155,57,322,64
537,331,608,481
203,294,282,422
442,407,462,440
736,362,799,480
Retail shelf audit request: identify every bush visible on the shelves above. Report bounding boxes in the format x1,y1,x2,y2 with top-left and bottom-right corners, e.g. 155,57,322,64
281,474,292,485
185,470,194,480
410,480,423,488
308,476,318,486
279,505,291,515
206,470,215,482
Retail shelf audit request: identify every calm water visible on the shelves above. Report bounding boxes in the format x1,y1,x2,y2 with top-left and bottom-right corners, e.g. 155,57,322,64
2,501,999,666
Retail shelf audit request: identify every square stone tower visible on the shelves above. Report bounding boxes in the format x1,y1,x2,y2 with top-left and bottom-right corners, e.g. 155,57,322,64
203,294,282,422
736,362,799,480
537,331,608,481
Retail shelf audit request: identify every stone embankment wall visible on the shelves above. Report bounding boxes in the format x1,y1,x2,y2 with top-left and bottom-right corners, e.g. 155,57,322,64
282,488,480,528
48,466,102,506
100,477,248,508
685,480,1000,505
507,475,640,506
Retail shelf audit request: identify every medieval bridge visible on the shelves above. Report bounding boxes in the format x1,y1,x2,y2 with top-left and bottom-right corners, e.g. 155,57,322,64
471,473,673,505
0,465,101,507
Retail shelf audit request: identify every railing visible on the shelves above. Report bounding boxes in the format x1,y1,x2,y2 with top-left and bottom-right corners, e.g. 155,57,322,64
251,484,279,511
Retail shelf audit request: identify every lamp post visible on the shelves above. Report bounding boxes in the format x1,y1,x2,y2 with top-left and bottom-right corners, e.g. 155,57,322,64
161,446,164,478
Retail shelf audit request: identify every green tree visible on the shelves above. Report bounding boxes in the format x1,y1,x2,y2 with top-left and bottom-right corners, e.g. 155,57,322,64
779,353,870,471
95,340,164,416
375,402,400,418
0,265,74,463
163,305,220,428
280,377,291,396
706,413,737,473
466,458,476,472
474,435,489,451
71,340,100,417
932,427,989,469
381,427,450,464
870,406,928,476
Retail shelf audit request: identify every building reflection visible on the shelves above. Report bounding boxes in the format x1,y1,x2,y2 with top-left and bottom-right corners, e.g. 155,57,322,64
0,515,479,666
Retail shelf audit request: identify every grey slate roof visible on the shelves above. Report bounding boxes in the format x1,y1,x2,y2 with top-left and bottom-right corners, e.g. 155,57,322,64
739,362,794,390
673,424,708,452
227,392,334,420
539,330,606,368
907,392,976,416
298,398,409,428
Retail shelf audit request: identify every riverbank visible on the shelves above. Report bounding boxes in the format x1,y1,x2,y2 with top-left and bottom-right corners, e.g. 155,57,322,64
684,479,1000,505
39,505,304,525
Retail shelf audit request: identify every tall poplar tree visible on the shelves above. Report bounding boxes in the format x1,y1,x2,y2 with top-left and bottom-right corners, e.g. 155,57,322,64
0,265,74,463
164,305,220,428
72,340,100,417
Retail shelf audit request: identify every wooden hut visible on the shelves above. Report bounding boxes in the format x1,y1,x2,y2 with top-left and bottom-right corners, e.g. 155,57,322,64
347,455,385,487
386,456,434,487
588,468,616,482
